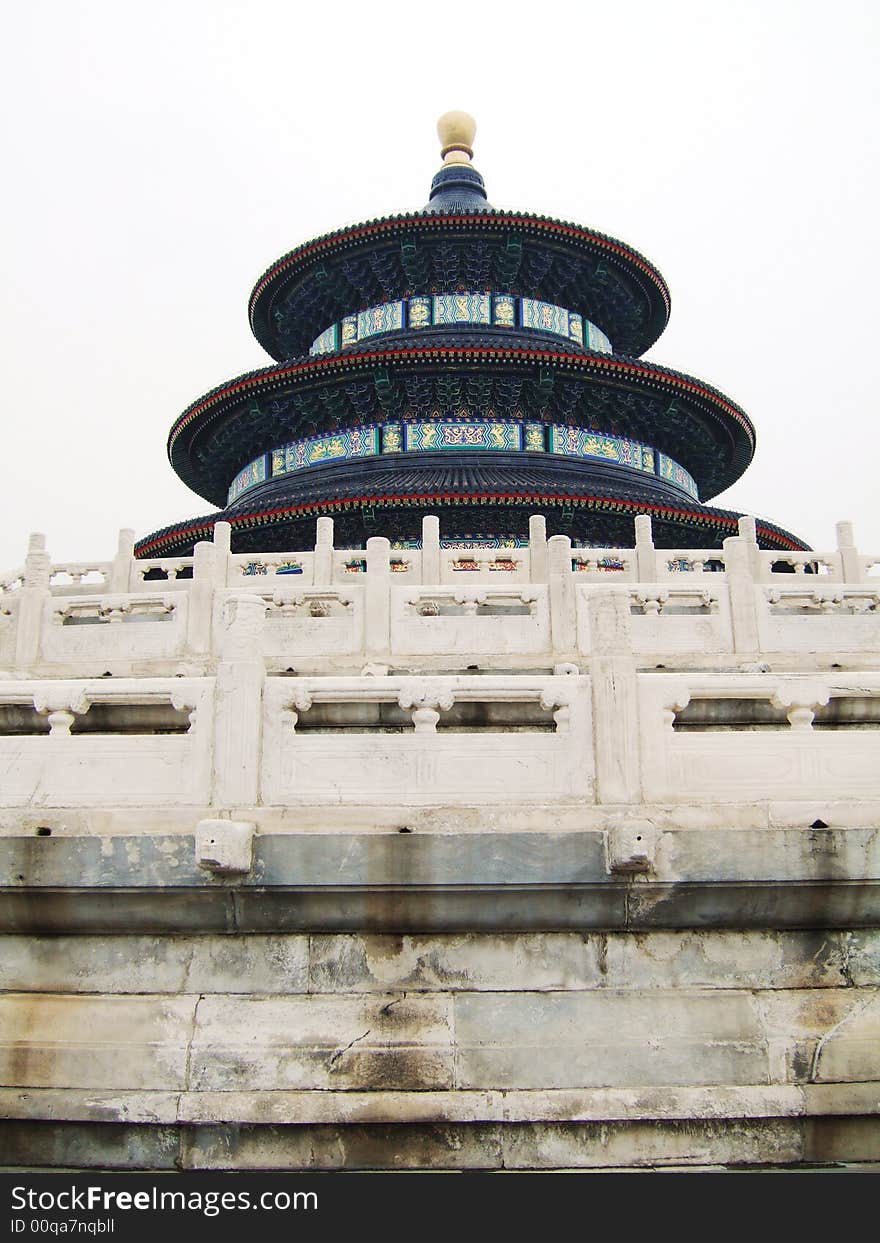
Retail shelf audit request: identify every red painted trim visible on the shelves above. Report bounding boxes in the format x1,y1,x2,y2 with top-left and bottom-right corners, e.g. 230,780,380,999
135,492,803,556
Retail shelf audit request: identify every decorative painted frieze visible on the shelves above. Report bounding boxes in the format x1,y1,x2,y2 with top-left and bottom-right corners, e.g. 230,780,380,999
308,292,613,356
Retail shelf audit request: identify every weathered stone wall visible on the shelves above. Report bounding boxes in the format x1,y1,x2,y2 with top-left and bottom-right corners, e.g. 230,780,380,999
2,929,878,1168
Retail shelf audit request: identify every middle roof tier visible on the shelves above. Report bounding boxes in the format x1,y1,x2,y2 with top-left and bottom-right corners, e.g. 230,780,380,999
168,335,755,508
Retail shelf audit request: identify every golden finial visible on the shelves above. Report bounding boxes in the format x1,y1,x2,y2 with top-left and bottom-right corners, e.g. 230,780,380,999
437,111,476,166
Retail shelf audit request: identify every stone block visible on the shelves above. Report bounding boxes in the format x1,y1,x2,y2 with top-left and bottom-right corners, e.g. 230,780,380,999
181,1122,503,1170
0,934,309,994
500,1118,804,1169
455,1041,769,1090
605,820,656,873
308,933,605,993
188,994,454,1092
453,990,768,1088
804,1116,880,1163
1,1121,181,1170
604,930,857,991
195,819,255,875
0,994,196,1089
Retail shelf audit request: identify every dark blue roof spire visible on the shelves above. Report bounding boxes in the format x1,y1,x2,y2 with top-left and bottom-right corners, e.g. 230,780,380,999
424,111,493,214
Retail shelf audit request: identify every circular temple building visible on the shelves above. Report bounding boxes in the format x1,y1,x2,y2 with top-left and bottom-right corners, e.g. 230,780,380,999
137,113,807,558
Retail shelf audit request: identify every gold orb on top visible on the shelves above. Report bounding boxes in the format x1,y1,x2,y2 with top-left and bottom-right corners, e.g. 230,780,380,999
437,111,476,165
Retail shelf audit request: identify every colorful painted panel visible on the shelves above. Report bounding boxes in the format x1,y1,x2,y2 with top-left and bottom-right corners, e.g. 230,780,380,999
492,295,516,327
524,423,546,452
271,428,380,478
433,293,491,326
382,423,404,453
551,426,624,463
405,421,521,452
549,426,669,480
586,321,612,354
408,296,432,329
443,537,529,548
340,315,358,347
313,294,614,355
390,537,529,549
657,453,699,499
227,455,268,505
522,298,570,338
308,324,338,356
357,301,404,341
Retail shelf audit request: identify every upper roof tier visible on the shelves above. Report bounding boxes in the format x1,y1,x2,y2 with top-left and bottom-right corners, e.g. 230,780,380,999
248,114,671,362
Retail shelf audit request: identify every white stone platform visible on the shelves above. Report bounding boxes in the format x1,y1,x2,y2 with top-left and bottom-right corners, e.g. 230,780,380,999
1,513,878,1169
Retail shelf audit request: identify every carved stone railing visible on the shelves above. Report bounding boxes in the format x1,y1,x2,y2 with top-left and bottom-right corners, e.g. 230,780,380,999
639,672,880,804
3,664,878,813
3,515,880,673
0,677,212,807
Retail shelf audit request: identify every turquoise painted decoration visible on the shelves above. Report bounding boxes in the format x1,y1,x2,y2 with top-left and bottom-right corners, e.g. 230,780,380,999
657,452,699,499
524,423,546,452
227,455,267,505
433,293,491,325
308,324,338,356
408,297,432,329
442,536,529,548
586,321,612,354
340,315,358,347
492,295,516,327
357,301,403,341
265,428,381,483
522,298,570,338
548,426,693,489
382,424,404,453
311,295,613,355
405,421,520,452
551,426,625,462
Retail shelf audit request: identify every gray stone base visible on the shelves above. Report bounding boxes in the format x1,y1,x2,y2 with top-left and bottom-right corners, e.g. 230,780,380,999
3,1116,880,1171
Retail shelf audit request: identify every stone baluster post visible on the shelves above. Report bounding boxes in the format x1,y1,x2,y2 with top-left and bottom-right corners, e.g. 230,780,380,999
634,514,656,582
212,595,266,807
109,528,135,593
14,533,51,671
364,536,391,662
188,539,220,657
212,521,232,587
529,514,548,584
836,521,861,583
723,535,761,655
313,517,334,587
548,534,576,660
422,515,441,585
588,591,641,804
737,515,765,581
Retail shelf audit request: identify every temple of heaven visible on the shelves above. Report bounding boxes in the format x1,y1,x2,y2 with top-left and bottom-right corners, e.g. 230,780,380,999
136,112,807,558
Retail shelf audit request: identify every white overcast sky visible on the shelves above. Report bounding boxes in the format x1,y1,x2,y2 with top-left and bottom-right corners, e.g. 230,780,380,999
1,0,878,570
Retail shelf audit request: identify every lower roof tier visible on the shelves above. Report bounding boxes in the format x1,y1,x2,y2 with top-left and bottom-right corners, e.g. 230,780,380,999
168,341,756,507
226,422,700,508
136,452,807,558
